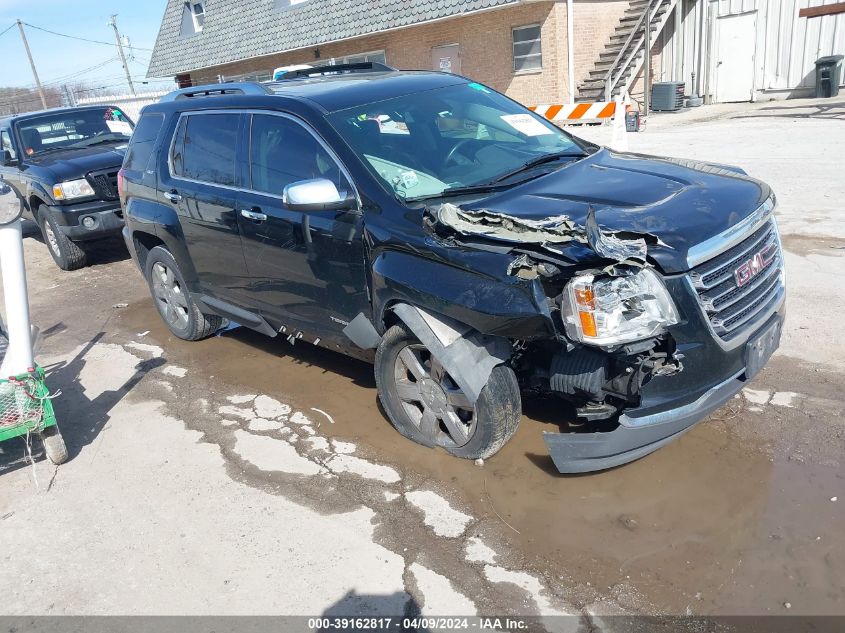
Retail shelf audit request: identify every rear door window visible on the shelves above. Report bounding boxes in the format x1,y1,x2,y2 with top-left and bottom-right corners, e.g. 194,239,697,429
124,113,164,171
173,113,239,186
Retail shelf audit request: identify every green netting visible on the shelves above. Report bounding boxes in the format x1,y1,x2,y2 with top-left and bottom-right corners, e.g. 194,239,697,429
0,367,56,441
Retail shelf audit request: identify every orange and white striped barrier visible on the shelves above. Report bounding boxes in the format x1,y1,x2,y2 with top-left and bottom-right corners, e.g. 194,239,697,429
528,101,618,123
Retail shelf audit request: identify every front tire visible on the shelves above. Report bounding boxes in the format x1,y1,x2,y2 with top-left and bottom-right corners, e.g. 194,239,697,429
144,246,222,341
38,208,87,271
375,323,521,460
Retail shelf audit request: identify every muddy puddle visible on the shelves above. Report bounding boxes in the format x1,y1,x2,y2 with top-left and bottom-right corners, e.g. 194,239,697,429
118,299,845,615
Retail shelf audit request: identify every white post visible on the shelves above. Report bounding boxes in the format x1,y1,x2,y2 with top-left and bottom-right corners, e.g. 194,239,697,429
0,219,34,377
567,0,575,104
610,93,629,152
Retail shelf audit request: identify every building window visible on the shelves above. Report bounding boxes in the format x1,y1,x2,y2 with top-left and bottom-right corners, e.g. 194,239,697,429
180,1,205,36
335,51,387,65
512,24,542,72
190,2,205,31
274,0,309,10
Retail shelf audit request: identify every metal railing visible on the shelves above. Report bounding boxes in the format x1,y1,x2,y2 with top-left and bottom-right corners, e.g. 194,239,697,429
602,0,669,102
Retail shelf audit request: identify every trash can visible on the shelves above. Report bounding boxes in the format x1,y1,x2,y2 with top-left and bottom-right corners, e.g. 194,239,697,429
814,55,843,98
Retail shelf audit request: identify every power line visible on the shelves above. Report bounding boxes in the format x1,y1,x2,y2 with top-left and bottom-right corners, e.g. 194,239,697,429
0,23,16,38
21,22,153,52
40,57,120,86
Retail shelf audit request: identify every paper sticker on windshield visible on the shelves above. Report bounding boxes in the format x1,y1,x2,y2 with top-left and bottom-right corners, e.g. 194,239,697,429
106,120,132,134
399,171,419,190
500,114,553,137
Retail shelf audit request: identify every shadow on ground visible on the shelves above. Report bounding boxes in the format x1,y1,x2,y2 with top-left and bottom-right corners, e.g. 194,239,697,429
318,590,425,632
0,332,163,477
730,100,845,120
22,219,130,267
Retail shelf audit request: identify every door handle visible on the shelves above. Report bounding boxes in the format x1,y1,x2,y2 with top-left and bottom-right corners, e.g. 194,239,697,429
164,191,182,203
240,209,267,222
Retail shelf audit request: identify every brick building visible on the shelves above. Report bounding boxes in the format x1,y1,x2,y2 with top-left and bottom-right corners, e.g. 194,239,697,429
146,0,636,107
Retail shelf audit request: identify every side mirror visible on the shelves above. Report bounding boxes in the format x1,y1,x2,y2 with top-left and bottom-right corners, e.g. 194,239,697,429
0,181,23,225
282,178,356,212
2,150,18,167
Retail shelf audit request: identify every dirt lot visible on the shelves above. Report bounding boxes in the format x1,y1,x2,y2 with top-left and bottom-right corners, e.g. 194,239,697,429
1,97,843,622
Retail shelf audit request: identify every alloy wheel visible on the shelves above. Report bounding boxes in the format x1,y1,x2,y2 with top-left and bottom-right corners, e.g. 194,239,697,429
393,344,476,448
151,262,189,330
43,222,60,256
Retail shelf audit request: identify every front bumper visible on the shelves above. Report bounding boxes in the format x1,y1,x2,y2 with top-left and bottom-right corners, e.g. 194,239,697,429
48,200,124,241
543,276,785,473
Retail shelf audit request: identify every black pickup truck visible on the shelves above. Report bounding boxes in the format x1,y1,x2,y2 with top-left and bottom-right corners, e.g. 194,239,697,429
0,105,134,270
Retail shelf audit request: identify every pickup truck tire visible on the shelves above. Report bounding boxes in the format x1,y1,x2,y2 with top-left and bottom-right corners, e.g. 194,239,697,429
375,323,521,460
38,208,87,271
144,246,223,341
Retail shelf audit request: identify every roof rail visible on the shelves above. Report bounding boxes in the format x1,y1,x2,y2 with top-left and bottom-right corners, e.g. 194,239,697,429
275,62,396,80
159,82,272,102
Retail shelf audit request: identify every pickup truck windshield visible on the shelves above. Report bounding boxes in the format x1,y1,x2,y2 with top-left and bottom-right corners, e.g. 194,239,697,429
327,83,588,201
14,106,134,157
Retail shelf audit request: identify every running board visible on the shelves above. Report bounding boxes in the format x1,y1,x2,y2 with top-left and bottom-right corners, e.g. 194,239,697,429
197,295,278,338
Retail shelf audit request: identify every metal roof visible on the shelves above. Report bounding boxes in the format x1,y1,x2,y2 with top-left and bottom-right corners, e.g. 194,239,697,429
146,0,520,78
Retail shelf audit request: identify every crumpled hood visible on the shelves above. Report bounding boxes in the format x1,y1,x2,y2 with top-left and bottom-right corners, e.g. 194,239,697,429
461,148,771,273
27,144,127,182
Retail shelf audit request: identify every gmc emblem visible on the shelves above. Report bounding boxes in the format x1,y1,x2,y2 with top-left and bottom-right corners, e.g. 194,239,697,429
734,242,777,287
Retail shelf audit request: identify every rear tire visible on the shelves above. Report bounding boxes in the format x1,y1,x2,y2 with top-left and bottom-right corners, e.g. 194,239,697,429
38,208,87,271
40,425,68,465
375,323,521,460
144,246,223,341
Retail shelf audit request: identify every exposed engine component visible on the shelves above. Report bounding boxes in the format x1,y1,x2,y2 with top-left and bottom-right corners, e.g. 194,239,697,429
550,347,607,400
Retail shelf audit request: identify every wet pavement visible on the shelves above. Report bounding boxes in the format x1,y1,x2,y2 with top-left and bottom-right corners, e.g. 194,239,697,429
1,98,844,619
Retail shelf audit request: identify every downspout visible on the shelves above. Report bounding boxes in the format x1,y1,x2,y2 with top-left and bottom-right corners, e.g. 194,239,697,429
567,0,575,103
674,0,683,81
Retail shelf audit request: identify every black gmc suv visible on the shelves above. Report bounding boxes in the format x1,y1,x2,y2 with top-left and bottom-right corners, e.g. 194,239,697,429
0,105,134,270
120,64,785,473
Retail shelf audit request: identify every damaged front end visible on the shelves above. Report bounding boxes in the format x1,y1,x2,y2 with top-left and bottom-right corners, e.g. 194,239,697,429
426,203,693,472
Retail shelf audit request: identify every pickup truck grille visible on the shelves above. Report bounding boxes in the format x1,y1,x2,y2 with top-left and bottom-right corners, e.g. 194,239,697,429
689,218,784,342
86,169,119,201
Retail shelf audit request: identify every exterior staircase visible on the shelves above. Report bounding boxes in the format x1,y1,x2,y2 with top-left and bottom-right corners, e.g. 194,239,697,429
577,0,680,102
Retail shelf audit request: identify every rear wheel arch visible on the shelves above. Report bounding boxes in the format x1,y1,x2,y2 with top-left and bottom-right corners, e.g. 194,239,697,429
132,230,165,271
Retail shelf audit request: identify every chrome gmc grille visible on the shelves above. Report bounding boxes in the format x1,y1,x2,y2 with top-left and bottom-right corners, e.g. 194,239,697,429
86,169,120,201
689,218,784,342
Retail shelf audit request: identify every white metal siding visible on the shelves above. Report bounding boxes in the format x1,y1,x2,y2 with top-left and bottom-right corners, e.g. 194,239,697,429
653,0,844,100
759,0,845,91
713,0,758,16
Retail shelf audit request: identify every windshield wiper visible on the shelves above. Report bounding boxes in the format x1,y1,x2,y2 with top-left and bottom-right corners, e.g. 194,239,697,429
405,182,514,203
70,136,126,149
490,150,586,184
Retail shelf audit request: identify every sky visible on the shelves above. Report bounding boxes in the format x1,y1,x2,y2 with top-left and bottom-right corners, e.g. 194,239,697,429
0,0,170,92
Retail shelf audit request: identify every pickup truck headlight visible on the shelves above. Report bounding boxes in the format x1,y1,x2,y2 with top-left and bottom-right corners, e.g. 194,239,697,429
561,268,679,346
53,178,95,201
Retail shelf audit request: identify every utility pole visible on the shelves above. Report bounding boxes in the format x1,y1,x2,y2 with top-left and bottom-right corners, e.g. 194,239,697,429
109,14,136,96
643,8,651,116
16,20,47,109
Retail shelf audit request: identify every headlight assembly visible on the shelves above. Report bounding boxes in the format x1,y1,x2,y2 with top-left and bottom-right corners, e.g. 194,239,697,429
561,267,679,347
53,178,95,201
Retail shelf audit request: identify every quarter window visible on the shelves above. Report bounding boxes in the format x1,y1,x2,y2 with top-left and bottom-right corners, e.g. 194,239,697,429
512,24,542,72
174,113,239,186
124,113,164,171
248,114,347,196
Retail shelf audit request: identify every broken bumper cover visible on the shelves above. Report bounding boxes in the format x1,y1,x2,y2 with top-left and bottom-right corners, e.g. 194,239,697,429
544,297,785,473
544,369,746,473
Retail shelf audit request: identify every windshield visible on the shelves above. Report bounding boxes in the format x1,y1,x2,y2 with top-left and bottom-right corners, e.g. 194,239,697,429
14,106,134,157
327,82,590,201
